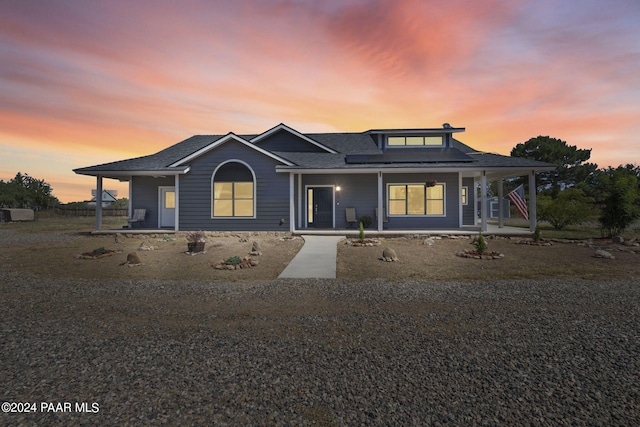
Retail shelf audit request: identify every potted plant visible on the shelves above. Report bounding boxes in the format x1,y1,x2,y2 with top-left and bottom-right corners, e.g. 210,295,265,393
186,230,206,253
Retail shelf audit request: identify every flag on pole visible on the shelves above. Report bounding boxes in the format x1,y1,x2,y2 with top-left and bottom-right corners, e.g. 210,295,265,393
506,184,529,221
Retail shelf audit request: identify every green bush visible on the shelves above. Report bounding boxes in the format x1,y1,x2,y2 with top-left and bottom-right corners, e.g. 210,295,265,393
358,215,372,229
537,188,594,230
474,233,487,255
91,247,107,255
359,221,365,243
225,256,242,266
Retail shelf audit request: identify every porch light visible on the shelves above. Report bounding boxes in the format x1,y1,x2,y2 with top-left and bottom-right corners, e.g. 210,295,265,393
336,186,341,192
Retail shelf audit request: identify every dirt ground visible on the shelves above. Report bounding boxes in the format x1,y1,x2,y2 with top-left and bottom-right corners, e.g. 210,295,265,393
1,228,639,283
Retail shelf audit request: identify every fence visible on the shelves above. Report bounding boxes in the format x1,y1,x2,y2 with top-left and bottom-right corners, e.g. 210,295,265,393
54,205,128,217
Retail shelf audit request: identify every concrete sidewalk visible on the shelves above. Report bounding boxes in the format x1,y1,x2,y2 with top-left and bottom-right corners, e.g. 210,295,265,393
278,235,345,279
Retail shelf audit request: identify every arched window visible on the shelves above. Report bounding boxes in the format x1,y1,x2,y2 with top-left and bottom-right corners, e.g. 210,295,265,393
212,161,255,218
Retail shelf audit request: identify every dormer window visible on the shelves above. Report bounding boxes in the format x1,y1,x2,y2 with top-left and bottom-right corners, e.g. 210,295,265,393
388,136,443,147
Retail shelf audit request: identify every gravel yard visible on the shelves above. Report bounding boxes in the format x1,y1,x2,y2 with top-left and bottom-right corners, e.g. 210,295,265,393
1,225,639,425
2,271,639,425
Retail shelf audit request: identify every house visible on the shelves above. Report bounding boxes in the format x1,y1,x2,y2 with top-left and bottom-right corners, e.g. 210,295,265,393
74,123,555,233
88,189,118,207
478,197,511,220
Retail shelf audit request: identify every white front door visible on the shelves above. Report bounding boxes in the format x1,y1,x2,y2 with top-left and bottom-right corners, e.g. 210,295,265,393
159,186,176,228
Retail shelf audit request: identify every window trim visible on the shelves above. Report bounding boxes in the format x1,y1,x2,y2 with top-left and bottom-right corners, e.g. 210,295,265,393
387,135,444,148
211,159,257,219
386,182,446,217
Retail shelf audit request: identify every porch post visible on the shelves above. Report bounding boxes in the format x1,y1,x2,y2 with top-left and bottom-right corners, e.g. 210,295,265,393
498,177,504,228
458,172,463,228
95,175,103,231
297,174,302,230
528,171,537,231
377,171,383,232
289,173,295,233
480,171,488,232
174,175,180,231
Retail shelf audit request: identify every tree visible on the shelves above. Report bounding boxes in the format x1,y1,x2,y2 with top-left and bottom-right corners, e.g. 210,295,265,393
537,188,595,230
511,136,598,196
0,172,59,209
598,169,640,236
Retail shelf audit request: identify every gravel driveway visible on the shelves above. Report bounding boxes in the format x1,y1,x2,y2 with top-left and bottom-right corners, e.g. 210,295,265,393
2,267,638,426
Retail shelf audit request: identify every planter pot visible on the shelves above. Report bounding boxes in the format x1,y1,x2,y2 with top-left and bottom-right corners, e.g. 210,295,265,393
188,242,206,253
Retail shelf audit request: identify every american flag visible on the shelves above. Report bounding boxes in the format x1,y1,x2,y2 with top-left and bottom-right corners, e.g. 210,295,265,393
507,184,528,221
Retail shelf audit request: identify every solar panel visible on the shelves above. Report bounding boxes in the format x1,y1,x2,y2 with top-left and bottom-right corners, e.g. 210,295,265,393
345,148,474,164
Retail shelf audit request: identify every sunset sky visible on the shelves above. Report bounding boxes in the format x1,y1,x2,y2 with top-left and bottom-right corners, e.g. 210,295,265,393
1,0,639,203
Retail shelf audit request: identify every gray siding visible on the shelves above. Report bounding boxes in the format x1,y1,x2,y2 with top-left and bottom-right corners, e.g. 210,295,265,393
299,174,378,228
131,176,175,229
462,177,476,226
256,130,326,153
383,173,460,229
298,172,463,230
178,140,291,231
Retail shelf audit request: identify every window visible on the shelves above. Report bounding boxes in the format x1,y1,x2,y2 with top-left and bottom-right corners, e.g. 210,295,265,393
461,186,468,205
212,161,255,218
388,183,445,216
387,136,443,147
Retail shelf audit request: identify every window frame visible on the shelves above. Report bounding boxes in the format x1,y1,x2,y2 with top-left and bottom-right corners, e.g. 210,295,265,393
386,182,446,217
387,135,444,147
211,160,257,219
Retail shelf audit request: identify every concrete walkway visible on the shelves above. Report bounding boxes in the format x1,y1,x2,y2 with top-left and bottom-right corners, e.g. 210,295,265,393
278,235,345,279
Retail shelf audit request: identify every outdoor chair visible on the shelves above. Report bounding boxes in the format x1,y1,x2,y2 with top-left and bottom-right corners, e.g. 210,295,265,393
345,208,357,228
128,209,146,228
375,208,388,224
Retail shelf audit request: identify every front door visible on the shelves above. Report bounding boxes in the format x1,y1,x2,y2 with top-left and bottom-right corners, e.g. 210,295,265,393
307,187,333,228
159,186,176,228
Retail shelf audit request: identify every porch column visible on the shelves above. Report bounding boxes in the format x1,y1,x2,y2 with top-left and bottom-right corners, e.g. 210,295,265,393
458,172,463,228
377,171,383,232
289,173,295,233
174,175,180,231
498,177,504,228
480,171,488,232
95,175,103,231
528,171,537,231
297,174,302,230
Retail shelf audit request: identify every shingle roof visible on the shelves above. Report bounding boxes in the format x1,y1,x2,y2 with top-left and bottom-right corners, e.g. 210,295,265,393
74,126,556,175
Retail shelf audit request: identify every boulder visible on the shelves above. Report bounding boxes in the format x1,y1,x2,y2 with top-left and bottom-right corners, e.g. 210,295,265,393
612,236,624,244
128,252,142,263
250,241,262,255
380,247,399,262
595,249,615,259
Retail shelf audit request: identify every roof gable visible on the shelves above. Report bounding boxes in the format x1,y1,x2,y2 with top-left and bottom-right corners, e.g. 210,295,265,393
169,133,294,167
251,123,337,153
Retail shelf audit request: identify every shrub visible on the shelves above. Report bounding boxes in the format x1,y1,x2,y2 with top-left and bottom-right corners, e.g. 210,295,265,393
474,233,487,255
359,221,365,243
225,256,242,266
537,188,594,230
358,215,372,229
186,230,206,242
533,226,541,242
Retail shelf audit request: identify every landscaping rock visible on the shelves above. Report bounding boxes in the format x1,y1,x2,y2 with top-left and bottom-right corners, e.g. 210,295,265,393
595,249,615,259
250,241,262,256
380,247,399,262
138,240,157,251
612,236,624,244
120,251,142,267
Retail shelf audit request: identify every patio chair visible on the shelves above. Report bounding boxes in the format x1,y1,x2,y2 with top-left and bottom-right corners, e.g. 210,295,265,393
345,208,357,228
375,208,388,224
128,209,146,228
